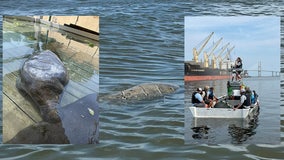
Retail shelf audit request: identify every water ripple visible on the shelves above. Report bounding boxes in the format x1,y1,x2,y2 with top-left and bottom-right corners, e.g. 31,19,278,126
1,0,284,159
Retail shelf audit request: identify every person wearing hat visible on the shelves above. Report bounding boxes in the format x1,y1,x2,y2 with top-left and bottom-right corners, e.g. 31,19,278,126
234,88,251,110
192,88,208,108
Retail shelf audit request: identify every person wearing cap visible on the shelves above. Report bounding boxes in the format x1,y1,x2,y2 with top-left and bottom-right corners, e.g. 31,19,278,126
192,88,208,108
234,88,251,110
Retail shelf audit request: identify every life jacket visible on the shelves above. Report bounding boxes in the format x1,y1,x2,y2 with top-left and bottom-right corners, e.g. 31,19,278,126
243,93,251,106
192,91,201,103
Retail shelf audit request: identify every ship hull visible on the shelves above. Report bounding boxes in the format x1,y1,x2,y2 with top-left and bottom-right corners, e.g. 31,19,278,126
184,61,230,81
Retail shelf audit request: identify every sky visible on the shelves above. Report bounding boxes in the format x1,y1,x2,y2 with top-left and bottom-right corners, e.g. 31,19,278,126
184,16,280,76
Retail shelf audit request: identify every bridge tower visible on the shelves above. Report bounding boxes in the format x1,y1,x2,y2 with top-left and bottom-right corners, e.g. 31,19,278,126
258,61,261,77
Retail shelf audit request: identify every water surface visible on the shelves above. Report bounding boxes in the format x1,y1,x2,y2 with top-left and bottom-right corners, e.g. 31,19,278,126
0,0,284,159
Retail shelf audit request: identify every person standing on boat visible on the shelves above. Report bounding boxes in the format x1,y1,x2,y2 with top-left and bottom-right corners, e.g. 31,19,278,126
234,89,251,110
232,70,237,81
234,57,242,81
235,57,242,69
192,88,208,108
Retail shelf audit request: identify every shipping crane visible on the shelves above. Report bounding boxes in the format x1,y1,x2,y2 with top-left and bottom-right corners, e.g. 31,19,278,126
203,37,223,67
211,42,230,69
218,46,235,69
192,32,214,63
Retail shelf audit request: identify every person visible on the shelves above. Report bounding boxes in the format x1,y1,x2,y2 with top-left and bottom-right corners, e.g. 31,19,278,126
192,88,208,108
202,86,210,105
234,89,251,110
234,57,242,80
251,90,258,104
208,87,218,108
235,57,242,69
232,70,237,81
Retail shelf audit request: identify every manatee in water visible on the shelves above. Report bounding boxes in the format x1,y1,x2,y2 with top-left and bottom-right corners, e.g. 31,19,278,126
16,50,69,123
6,93,99,144
101,82,179,103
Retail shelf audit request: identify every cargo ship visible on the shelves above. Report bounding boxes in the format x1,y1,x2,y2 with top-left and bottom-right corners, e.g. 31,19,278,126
184,61,230,81
184,32,234,81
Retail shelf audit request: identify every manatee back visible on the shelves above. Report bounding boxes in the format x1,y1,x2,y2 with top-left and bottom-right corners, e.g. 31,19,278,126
102,82,179,103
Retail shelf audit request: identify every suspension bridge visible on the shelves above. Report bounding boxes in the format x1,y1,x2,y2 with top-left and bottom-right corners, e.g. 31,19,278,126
244,62,280,77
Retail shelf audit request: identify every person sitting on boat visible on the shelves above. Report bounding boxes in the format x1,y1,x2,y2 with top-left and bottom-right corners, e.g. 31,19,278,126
192,88,208,108
208,87,218,108
202,86,210,104
251,90,258,104
234,89,251,110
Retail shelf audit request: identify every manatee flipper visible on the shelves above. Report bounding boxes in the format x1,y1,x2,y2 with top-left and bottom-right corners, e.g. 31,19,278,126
57,93,99,144
6,93,99,144
6,122,69,144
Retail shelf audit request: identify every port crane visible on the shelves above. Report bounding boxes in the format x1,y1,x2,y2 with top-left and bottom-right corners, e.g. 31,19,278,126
211,42,230,69
218,46,234,69
203,37,223,67
192,32,214,63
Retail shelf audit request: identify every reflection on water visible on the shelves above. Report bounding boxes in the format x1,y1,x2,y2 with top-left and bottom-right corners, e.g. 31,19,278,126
185,115,259,144
2,17,99,144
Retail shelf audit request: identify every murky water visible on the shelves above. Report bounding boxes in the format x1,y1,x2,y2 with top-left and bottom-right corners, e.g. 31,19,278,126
0,0,284,159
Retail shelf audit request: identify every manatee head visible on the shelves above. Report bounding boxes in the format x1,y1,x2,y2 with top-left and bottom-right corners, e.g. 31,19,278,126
156,83,179,94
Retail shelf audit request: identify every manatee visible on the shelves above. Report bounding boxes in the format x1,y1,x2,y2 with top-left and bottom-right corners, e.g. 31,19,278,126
101,82,179,103
6,93,99,144
16,50,69,123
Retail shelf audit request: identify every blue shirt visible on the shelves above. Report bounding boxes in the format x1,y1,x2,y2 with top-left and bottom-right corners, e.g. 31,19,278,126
194,92,203,103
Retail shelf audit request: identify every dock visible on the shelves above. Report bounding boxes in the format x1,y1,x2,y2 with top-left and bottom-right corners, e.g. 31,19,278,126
2,16,99,143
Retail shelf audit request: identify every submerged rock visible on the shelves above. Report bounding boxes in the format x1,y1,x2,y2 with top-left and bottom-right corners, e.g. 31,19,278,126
101,82,179,103
17,50,69,123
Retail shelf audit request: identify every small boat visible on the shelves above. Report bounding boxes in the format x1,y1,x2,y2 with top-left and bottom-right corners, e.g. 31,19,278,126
189,69,259,120
188,102,259,119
